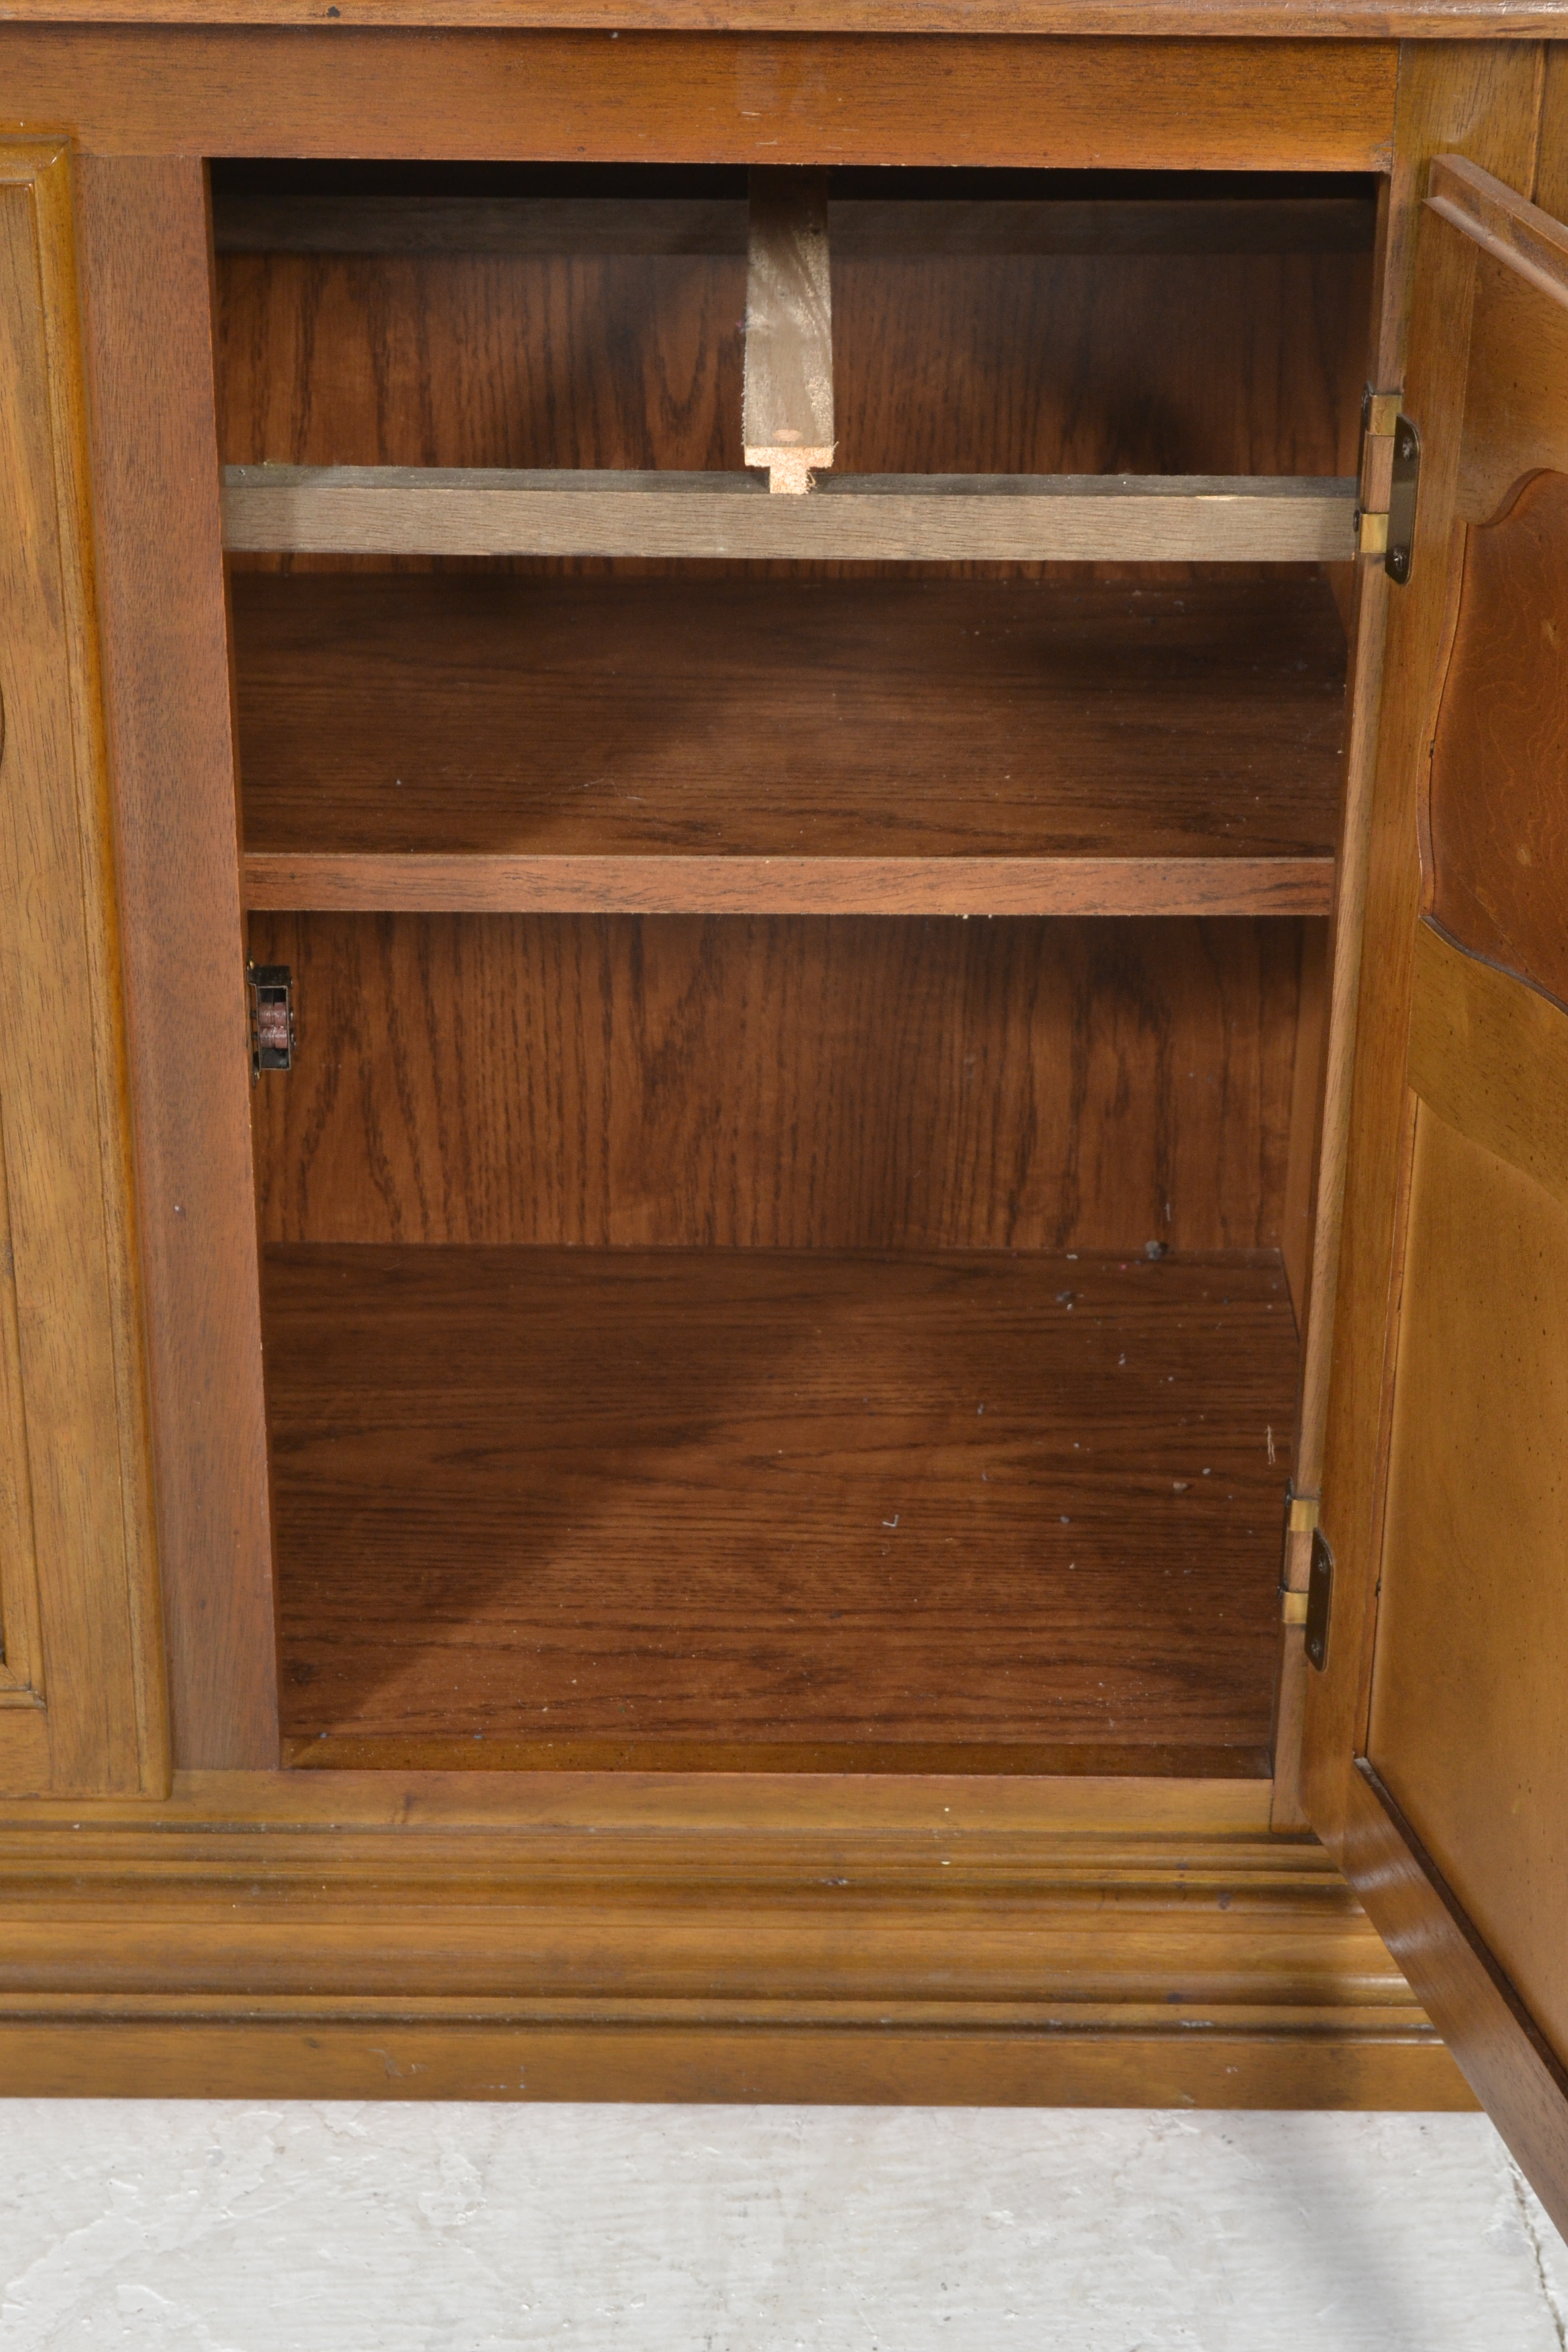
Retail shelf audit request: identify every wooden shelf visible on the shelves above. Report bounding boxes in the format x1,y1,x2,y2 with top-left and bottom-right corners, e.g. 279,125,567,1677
268,1243,1298,1772
224,463,1358,564
236,573,1345,917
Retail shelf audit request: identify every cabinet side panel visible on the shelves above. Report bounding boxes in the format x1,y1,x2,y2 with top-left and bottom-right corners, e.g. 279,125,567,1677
0,143,165,1795
76,155,278,1772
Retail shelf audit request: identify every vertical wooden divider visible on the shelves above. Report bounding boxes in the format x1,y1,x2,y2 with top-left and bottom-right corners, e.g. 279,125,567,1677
742,168,834,494
0,140,165,1795
76,154,279,1772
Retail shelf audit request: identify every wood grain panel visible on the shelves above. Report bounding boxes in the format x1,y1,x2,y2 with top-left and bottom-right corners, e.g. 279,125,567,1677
1456,248,1568,525
1531,38,1568,223
248,914,1303,1255
0,31,1399,170
1428,470,1568,1004
214,237,1371,574
266,1244,1295,1760
0,141,165,1796
1369,1105,1568,2076
232,572,1345,910
1407,921,1568,1210
74,156,279,1772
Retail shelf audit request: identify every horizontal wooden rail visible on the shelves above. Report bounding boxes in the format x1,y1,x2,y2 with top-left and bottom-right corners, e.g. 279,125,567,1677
242,850,1335,918
223,466,1358,560
210,194,1377,259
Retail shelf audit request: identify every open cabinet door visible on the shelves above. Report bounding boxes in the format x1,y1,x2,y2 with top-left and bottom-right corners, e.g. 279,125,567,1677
0,140,165,1796
1311,154,1568,2236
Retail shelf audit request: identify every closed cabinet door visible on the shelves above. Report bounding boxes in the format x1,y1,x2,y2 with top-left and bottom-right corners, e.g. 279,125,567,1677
0,138,164,1795
1311,153,1568,2238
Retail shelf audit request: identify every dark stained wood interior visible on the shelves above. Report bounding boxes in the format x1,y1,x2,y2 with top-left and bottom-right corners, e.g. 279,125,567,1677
268,1242,1297,1769
248,912,1309,1255
213,204,1371,577
231,169,1353,1780
1428,466,1568,1010
233,570,1345,912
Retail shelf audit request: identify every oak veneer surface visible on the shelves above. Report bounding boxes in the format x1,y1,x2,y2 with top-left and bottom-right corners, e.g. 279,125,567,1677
1428,468,1568,1011
267,1245,1296,1768
248,913,1305,1254
234,572,1345,913
0,33,1399,169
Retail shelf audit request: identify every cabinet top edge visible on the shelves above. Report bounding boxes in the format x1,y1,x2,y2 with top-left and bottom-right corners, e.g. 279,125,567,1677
0,2,1559,35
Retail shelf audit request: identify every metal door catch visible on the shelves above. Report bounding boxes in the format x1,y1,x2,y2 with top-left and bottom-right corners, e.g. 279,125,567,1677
1305,1527,1334,1671
1356,387,1420,584
248,962,295,1077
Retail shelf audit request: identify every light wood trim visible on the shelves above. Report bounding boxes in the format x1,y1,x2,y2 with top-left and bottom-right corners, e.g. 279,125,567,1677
0,1062,44,1701
211,193,1378,260
0,31,1401,171
242,852,1335,919
0,2019,1470,2108
0,0,1543,35
14,1772,1298,1840
743,169,833,494
223,466,1359,560
1343,1762,1568,2238
76,157,280,1773
1427,149,1568,314
0,140,165,1798
0,1766,1469,2108
1,1767,1276,1835
1407,919,1568,1209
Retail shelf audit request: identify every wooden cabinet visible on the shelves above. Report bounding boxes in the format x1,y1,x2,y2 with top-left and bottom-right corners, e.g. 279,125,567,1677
0,8,1563,2241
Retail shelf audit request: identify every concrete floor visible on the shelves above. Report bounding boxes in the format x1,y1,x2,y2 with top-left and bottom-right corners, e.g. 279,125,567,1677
1,2105,1564,2350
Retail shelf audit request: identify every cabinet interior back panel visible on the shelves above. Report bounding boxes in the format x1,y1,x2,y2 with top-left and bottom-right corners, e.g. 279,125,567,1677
215,244,1370,566
248,913,1306,1255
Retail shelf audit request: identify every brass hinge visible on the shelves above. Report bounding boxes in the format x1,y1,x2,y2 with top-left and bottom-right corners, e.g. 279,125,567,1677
1279,1502,1334,1670
248,961,295,1078
1356,385,1420,583
1284,1482,1320,1537
1279,1480,1319,1622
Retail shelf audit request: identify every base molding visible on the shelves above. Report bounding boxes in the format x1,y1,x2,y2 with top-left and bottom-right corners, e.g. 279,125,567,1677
0,1771,1473,2106
0,2016,1470,2107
